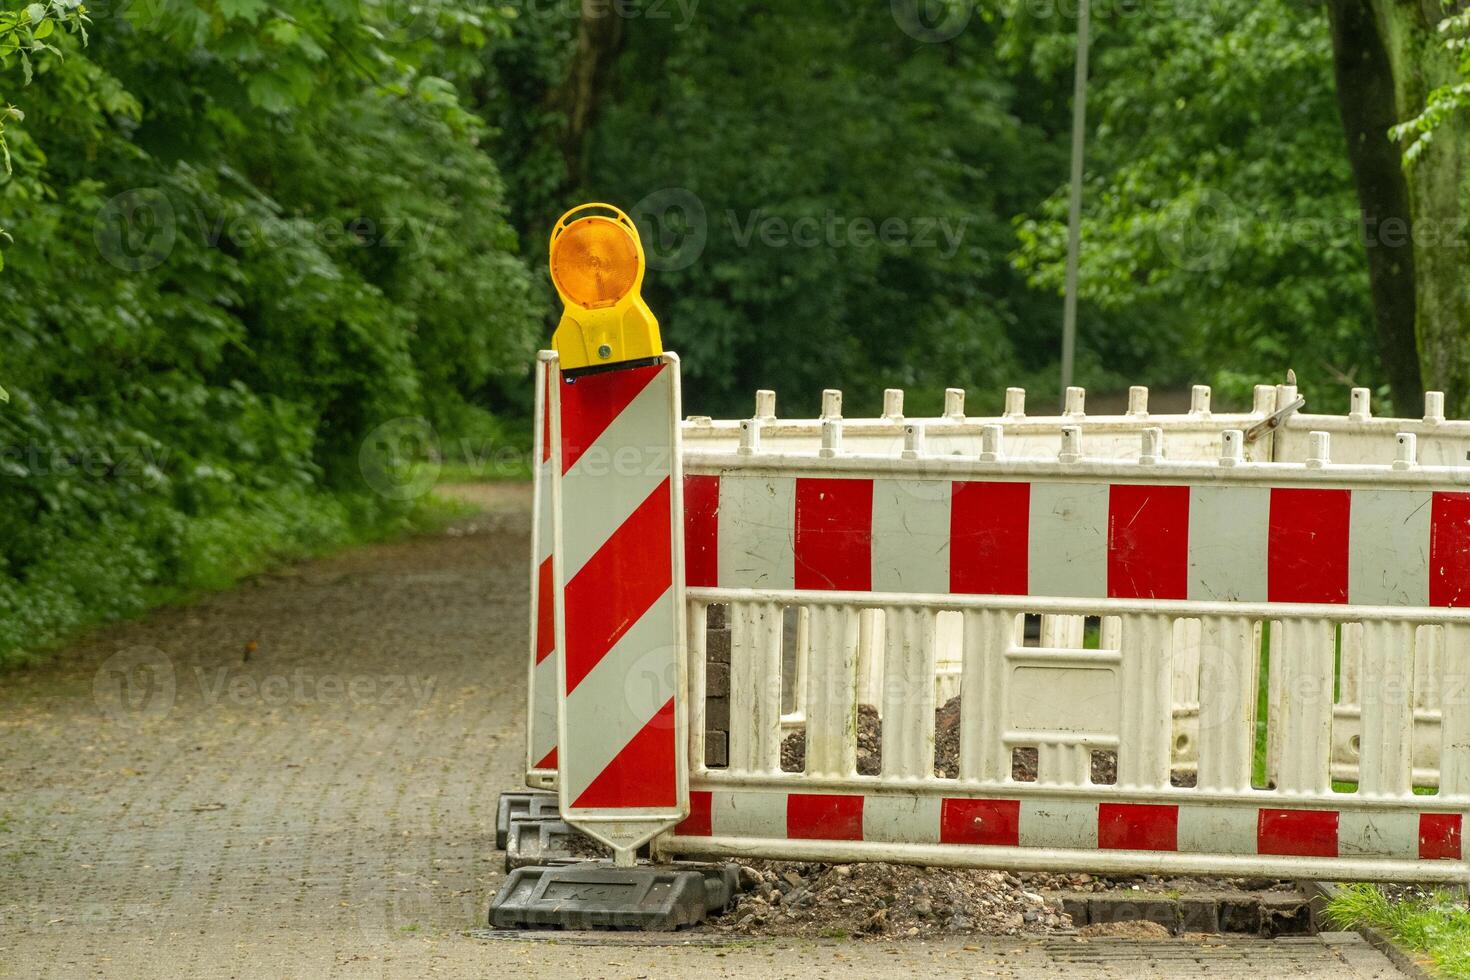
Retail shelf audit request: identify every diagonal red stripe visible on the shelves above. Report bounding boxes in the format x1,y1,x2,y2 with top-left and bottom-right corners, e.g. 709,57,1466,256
563,479,673,694
558,362,664,474
535,557,554,663
572,696,677,809
534,747,557,770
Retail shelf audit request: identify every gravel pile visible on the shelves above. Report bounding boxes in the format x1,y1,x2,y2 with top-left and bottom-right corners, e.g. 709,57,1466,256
711,860,1072,938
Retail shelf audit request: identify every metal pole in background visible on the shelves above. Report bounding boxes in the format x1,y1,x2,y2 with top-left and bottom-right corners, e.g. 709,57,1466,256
1060,0,1091,406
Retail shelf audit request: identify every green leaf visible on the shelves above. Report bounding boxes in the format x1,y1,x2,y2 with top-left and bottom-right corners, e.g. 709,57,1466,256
217,0,271,22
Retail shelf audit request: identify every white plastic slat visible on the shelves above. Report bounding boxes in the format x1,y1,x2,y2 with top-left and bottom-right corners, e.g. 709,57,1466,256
687,601,708,771
730,600,784,774
1118,613,1173,788
1038,742,1091,786
1357,619,1415,798
1041,614,1085,649
1438,623,1470,798
959,610,1013,782
1194,616,1258,793
880,606,938,779
1271,618,1336,795
804,605,860,776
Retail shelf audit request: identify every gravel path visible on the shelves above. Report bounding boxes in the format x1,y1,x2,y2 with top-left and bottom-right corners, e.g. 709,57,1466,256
0,483,1407,978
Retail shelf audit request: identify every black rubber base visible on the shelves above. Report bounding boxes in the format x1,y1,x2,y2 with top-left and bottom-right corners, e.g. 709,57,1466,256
489,863,739,932
495,791,559,851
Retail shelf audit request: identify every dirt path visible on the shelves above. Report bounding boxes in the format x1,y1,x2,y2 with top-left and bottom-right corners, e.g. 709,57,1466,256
0,484,1406,978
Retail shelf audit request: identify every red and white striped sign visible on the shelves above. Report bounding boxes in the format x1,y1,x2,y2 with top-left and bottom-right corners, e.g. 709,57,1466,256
525,357,558,779
672,789,1463,864
550,354,687,849
685,475,1470,607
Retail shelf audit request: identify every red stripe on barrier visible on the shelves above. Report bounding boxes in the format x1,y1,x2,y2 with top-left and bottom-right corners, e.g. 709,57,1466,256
563,479,672,694
1419,813,1462,860
950,481,1030,595
1267,489,1349,604
787,793,864,840
794,479,873,591
1430,492,1470,607
534,747,557,770
684,475,720,588
1097,802,1179,851
571,696,677,809
1257,808,1338,857
676,790,713,837
939,798,1020,846
558,362,664,474
535,557,554,663
1107,485,1189,600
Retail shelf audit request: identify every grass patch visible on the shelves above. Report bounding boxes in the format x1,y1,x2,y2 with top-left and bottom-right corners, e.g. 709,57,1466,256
1327,883,1470,978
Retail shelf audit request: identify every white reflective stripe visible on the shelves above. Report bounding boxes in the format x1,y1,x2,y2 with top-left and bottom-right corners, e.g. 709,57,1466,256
1028,483,1108,598
1339,810,1419,859
561,585,676,801
536,458,554,563
1188,485,1269,602
710,790,785,838
1350,489,1431,606
560,368,674,579
531,652,558,766
871,479,951,594
717,475,796,589
863,795,941,844
1019,799,1098,849
1177,804,1256,855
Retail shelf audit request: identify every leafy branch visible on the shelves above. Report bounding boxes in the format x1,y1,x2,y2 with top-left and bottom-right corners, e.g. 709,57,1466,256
1389,9,1470,164
0,0,89,271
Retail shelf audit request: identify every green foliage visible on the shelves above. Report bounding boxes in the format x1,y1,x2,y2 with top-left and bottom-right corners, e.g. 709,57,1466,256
1011,0,1376,411
484,0,1085,418
0,0,542,666
0,0,1429,664
1327,883,1470,978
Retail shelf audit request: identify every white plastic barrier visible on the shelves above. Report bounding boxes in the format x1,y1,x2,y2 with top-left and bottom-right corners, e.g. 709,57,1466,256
527,379,1281,788
528,378,1469,795
666,595,1469,882
656,434,1470,882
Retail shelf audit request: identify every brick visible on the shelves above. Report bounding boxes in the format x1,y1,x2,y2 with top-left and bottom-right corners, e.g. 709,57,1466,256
1179,897,1220,934
706,662,730,697
706,628,731,664
706,603,727,630
704,731,728,768
1056,894,1090,926
705,696,730,730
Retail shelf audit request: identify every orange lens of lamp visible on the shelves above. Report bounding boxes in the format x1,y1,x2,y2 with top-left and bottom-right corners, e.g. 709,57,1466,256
551,217,641,309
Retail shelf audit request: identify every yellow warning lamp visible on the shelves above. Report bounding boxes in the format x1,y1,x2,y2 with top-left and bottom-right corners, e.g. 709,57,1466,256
549,203,662,370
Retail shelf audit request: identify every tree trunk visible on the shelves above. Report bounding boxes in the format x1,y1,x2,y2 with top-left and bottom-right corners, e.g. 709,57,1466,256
1325,0,1423,414
1370,0,1470,415
555,0,626,188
